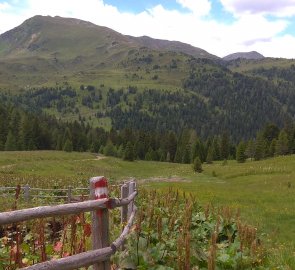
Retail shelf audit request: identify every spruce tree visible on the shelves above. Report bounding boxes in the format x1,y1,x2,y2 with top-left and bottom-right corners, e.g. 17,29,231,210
103,141,117,156
4,131,17,151
182,145,191,164
245,139,255,160
63,139,73,152
124,142,135,161
275,130,289,155
206,146,214,164
193,157,203,173
254,132,267,160
236,141,246,163
220,132,230,160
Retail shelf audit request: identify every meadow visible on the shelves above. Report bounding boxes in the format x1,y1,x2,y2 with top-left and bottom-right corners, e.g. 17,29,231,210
0,151,294,267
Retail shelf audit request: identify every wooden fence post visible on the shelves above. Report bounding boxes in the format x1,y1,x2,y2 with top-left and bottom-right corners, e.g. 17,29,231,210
120,183,129,250
90,176,110,270
67,186,72,203
128,181,136,219
24,184,30,203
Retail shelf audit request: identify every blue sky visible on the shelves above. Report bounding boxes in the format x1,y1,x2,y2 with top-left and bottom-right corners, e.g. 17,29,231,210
1,0,295,58
104,0,182,13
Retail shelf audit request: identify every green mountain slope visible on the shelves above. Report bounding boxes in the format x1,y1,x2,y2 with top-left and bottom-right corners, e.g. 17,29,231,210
127,35,218,59
0,15,295,141
0,15,135,61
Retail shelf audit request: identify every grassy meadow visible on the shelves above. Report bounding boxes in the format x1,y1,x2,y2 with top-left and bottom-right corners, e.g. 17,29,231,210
0,151,294,266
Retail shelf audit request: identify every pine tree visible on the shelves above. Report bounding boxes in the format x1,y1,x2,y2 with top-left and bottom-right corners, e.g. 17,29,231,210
174,147,183,163
220,132,230,160
245,139,255,160
212,137,220,160
4,131,17,151
8,108,21,149
254,132,267,161
117,144,124,158
275,130,289,156
124,142,135,161
166,132,177,161
191,138,206,162
19,114,37,150
236,141,246,163
206,146,214,164
269,139,276,157
103,141,117,156
166,152,171,162
63,139,73,152
0,105,8,150
182,145,191,164
193,157,203,173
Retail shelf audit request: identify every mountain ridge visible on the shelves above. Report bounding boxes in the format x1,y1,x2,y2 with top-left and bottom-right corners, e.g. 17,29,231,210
223,51,264,61
0,15,216,61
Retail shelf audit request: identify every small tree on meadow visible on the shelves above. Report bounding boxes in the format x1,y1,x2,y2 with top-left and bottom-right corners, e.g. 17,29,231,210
193,157,203,173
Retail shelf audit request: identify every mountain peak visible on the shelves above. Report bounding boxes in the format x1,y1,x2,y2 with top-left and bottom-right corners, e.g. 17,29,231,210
0,15,218,60
223,51,264,61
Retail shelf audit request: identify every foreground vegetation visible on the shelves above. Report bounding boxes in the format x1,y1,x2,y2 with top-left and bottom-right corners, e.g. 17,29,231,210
0,151,294,268
114,189,266,269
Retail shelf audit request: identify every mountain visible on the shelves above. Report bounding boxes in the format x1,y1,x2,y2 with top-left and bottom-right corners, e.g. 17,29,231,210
0,15,295,141
0,15,217,90
126,35,218,60
223,51,264,61
0,15,137,62
0,15,216,62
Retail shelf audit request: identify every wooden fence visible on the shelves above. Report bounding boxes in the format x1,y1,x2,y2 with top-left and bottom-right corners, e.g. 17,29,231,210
0,176,137,270
0,185,94,203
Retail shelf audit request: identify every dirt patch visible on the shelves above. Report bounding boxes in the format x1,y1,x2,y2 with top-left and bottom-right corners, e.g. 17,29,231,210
0,164,16,169
73,155,106,162
95,155,105,161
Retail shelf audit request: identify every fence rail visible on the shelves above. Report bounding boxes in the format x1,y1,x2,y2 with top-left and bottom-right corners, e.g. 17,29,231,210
0,183,123,203
0,177,137,270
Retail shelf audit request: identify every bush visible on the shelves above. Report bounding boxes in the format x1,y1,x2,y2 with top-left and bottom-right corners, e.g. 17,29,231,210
193,157,203,173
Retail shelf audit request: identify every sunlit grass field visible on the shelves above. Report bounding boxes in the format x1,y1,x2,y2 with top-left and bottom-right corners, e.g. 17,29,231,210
0,151,294,266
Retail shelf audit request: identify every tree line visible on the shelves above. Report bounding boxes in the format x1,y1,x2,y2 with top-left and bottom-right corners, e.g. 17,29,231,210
1,104,294,164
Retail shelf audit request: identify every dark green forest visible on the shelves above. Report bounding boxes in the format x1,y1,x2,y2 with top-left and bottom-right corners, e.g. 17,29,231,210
1,104,294,164
2,62,295,143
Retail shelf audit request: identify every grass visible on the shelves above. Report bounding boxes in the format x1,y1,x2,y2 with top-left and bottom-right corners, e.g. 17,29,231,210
227,58,295,73
0,151,294,266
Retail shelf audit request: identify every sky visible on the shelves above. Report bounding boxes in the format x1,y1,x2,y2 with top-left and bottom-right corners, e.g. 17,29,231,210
1,0,295,58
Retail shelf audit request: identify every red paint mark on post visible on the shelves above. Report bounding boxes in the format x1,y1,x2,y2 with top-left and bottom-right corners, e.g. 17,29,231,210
94,177,108,199
91,176,109,216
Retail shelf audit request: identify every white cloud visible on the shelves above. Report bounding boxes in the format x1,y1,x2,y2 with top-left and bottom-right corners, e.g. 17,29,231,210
0,0,294,58
220,0,295,17
0,2,10,11
176,0,211,16
252,34,295,59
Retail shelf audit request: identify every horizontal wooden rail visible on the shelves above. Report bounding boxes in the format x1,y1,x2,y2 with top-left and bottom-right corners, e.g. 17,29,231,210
0,191,137,225
30,188,69,192
21,207,137,270
109,190,137,208
0,198,108,225
0,187,16,190
34,196,68,198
